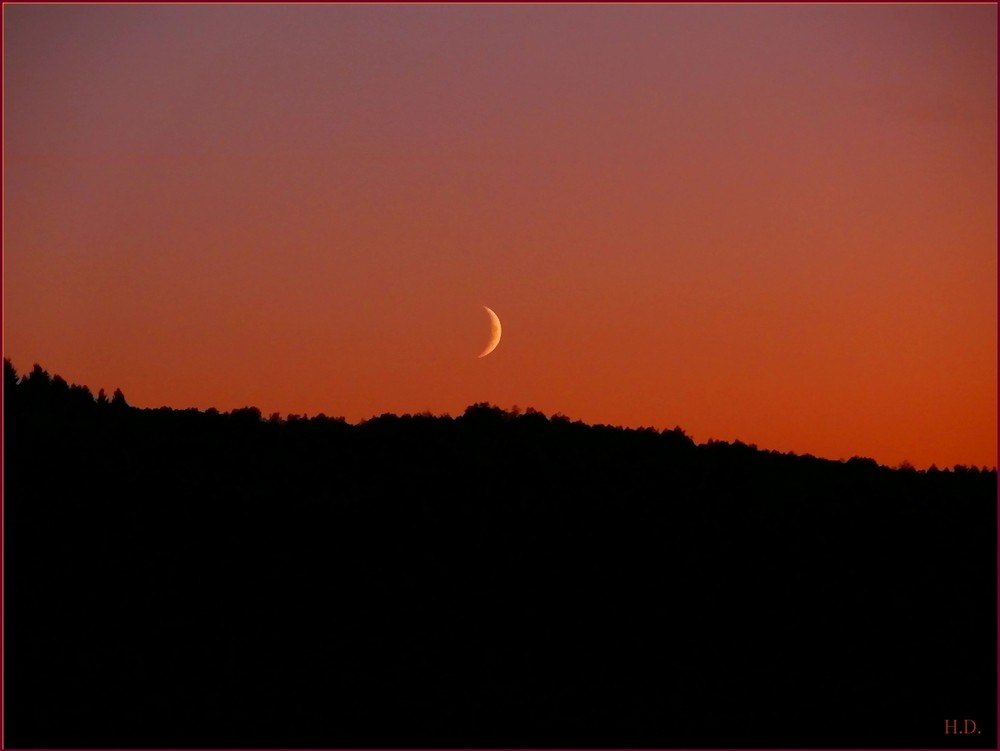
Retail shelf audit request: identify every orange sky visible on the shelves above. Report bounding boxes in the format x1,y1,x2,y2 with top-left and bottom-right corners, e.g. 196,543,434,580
4,4,997,469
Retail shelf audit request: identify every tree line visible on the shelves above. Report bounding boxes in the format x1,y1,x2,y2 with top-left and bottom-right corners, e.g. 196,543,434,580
4,359,997,749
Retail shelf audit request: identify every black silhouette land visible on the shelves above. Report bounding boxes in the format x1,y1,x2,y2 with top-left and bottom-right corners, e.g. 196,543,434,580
4,359,996,749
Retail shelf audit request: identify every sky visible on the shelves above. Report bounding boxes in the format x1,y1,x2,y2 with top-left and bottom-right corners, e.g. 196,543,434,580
3,3,996,470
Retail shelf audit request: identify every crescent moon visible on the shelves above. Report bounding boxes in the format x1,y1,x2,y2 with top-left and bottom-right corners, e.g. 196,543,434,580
478,306,502,358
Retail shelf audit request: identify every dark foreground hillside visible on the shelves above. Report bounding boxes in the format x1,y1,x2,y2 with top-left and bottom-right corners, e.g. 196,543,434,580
4,361,997,749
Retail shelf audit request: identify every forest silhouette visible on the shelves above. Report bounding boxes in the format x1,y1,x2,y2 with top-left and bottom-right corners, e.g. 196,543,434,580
4,359,997,749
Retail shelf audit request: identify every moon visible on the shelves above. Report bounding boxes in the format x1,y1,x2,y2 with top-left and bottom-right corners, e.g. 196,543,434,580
478,306,502,358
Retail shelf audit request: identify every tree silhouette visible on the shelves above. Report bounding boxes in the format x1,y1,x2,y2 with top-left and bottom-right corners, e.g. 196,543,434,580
4,357,19,391
3,359,996,750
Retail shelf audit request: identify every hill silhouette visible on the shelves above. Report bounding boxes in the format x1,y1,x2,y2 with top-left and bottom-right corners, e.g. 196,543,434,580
4,359,997,749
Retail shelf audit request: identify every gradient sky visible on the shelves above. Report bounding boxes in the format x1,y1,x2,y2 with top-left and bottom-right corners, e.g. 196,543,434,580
4,4,996,469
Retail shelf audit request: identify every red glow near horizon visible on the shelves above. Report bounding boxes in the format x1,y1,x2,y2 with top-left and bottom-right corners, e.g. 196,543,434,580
3,4,996,469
